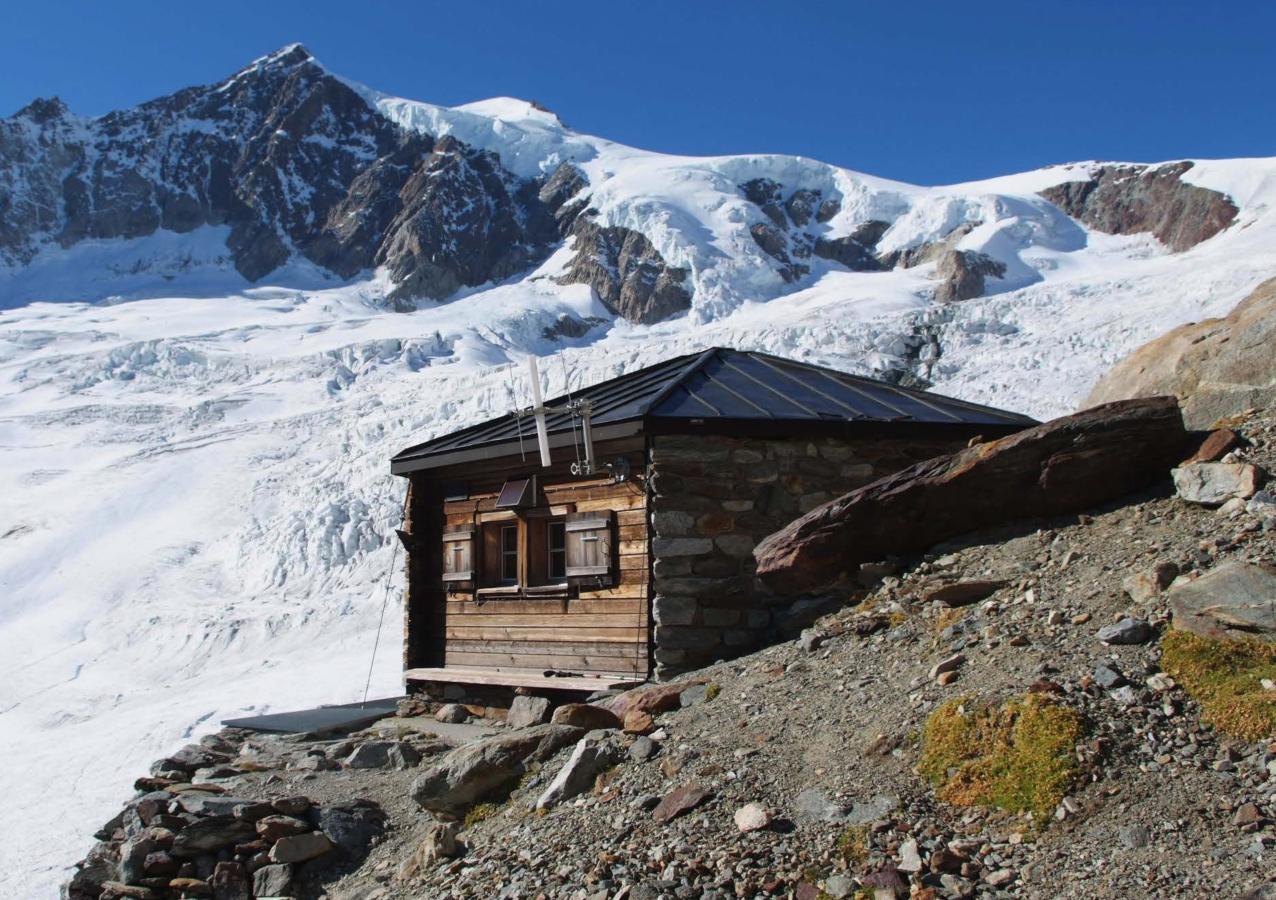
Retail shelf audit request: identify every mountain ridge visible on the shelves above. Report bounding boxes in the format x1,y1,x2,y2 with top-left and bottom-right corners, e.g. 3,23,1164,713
0,44,1247,325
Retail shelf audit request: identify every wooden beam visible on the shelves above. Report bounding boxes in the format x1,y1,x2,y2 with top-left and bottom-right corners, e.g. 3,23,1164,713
404,666,646,691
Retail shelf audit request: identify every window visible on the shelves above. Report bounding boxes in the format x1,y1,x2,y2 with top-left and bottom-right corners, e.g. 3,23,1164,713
548,521,566,580
500,525,519,583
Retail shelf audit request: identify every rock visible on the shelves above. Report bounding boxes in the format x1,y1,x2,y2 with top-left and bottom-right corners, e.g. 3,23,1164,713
932,249,1006,303
678,684,712,707
411,724,584,816
209,861,249,900
1085,276,1276,428
798,629,825,652
99,883,159,900
651,783,713,824
290,754,339,772
434,703,469,724
1123,562,1180,604
929,653,966,680
506,695,552,729
1184,429,1242,464
1173,462,1264,505
622,710,655,734
924,579,1008,607
929,848,966,874
166,879,211,897
1097,618,1154,645
823,873,857,899
897,838,923,873
268,831,333,864
559,219,691,324
629,736,658,762
756,398,1186,593
550,703,621,730
345,740,421,770
1093,663,1128,689
271,796,311,817
536,737,621,809
397,822,461,879
606,680,708,718
1040,160,1237,252
254,815,310,842
936,670,959,686
985,868,1015,888
733,803,771,833
1234,803,1265,827
311,799,386,856
170,818,256,856
397,697,431,718
251,863,294,897
1168,561,1276,641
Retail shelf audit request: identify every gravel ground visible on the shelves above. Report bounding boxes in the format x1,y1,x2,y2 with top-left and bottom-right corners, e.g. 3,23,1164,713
72,410,1276,900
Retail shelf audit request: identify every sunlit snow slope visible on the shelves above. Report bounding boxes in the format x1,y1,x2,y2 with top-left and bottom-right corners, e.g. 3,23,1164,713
3,51,1276,897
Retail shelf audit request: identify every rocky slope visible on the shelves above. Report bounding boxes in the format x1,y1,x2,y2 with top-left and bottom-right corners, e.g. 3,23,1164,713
1085,277,1276,428
65,407,1276,900
0,45,1248,323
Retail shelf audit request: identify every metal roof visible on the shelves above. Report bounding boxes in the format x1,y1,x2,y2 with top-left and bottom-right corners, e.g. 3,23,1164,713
391,348,1037,473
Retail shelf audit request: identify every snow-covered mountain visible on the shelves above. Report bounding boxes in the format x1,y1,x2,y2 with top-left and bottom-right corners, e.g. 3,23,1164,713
3,45,1276,897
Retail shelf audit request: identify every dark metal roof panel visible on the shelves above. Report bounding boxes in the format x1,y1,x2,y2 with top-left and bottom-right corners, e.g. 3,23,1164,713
391,347,1036,467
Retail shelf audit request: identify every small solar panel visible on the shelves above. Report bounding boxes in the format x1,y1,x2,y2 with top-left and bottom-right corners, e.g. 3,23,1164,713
495,477,534,508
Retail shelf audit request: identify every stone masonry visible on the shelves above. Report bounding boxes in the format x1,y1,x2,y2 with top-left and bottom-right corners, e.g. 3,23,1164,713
648,433,969,677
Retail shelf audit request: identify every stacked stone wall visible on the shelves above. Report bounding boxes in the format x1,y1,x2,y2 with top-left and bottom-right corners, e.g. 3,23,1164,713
648,433,967,676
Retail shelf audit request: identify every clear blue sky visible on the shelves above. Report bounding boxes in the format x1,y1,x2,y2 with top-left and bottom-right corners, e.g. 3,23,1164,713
3,1,1272,185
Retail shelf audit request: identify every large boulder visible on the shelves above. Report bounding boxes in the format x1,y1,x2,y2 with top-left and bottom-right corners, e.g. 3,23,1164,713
1168,561,1276,641
410,724,584,817
755,397,1187,594
1085,277,1276,428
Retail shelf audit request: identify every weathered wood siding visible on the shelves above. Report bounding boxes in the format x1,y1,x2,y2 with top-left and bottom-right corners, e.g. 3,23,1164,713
404,438,650,681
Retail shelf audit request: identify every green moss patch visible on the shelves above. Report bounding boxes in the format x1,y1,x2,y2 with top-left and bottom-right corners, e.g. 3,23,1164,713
1161,629,1276,740
919,694,1082,820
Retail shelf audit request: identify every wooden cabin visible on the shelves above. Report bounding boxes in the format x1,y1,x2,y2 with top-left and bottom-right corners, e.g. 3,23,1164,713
390,348,1034,707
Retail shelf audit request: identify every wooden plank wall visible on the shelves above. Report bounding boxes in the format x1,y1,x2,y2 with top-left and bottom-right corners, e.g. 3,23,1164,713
407,438,650,679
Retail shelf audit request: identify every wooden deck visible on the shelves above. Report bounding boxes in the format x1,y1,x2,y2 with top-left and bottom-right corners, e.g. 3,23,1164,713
404,666,646,692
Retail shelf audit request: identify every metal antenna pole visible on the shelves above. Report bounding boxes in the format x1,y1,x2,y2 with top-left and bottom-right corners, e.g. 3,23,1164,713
362,523,401,708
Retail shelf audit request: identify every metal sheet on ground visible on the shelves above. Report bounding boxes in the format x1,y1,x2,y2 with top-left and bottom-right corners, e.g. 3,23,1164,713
221,697,402,734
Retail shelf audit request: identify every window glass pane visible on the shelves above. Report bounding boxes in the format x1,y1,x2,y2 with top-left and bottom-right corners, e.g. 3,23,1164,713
501,525,518,582
548,522,566,579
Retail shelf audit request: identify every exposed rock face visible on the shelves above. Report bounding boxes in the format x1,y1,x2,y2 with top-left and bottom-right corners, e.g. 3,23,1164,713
754,397,1188,594
1039,161,1238,251
739,178,889,284
0,46,688,324
1084,277,1276,428
932,250,1007,303
559,219,692,323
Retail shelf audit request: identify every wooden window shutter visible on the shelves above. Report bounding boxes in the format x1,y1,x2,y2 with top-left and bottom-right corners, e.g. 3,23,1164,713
441,526,475,583
565,510,614,582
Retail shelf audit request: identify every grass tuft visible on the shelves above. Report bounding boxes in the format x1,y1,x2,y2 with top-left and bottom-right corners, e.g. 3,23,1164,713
1161,629,1276,740
918,694,1082,820
836,824,870,866
463,802,500,828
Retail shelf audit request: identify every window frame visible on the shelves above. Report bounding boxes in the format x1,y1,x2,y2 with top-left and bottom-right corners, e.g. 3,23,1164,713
547,519,567,581
499,524,519,584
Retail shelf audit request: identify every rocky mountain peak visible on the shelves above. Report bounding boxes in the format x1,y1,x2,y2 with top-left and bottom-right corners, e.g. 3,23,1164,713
12,96,71,123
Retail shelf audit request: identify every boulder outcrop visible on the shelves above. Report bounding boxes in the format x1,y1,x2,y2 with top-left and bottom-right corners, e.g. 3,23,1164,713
1084,277,1276,428
1039,161,1238,252
754,397,1188,594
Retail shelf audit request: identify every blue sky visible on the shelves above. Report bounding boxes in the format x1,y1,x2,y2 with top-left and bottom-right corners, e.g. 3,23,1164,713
3,1,1272,185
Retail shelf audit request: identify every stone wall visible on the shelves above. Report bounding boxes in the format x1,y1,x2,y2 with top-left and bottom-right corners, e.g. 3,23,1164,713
648,432,969,677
